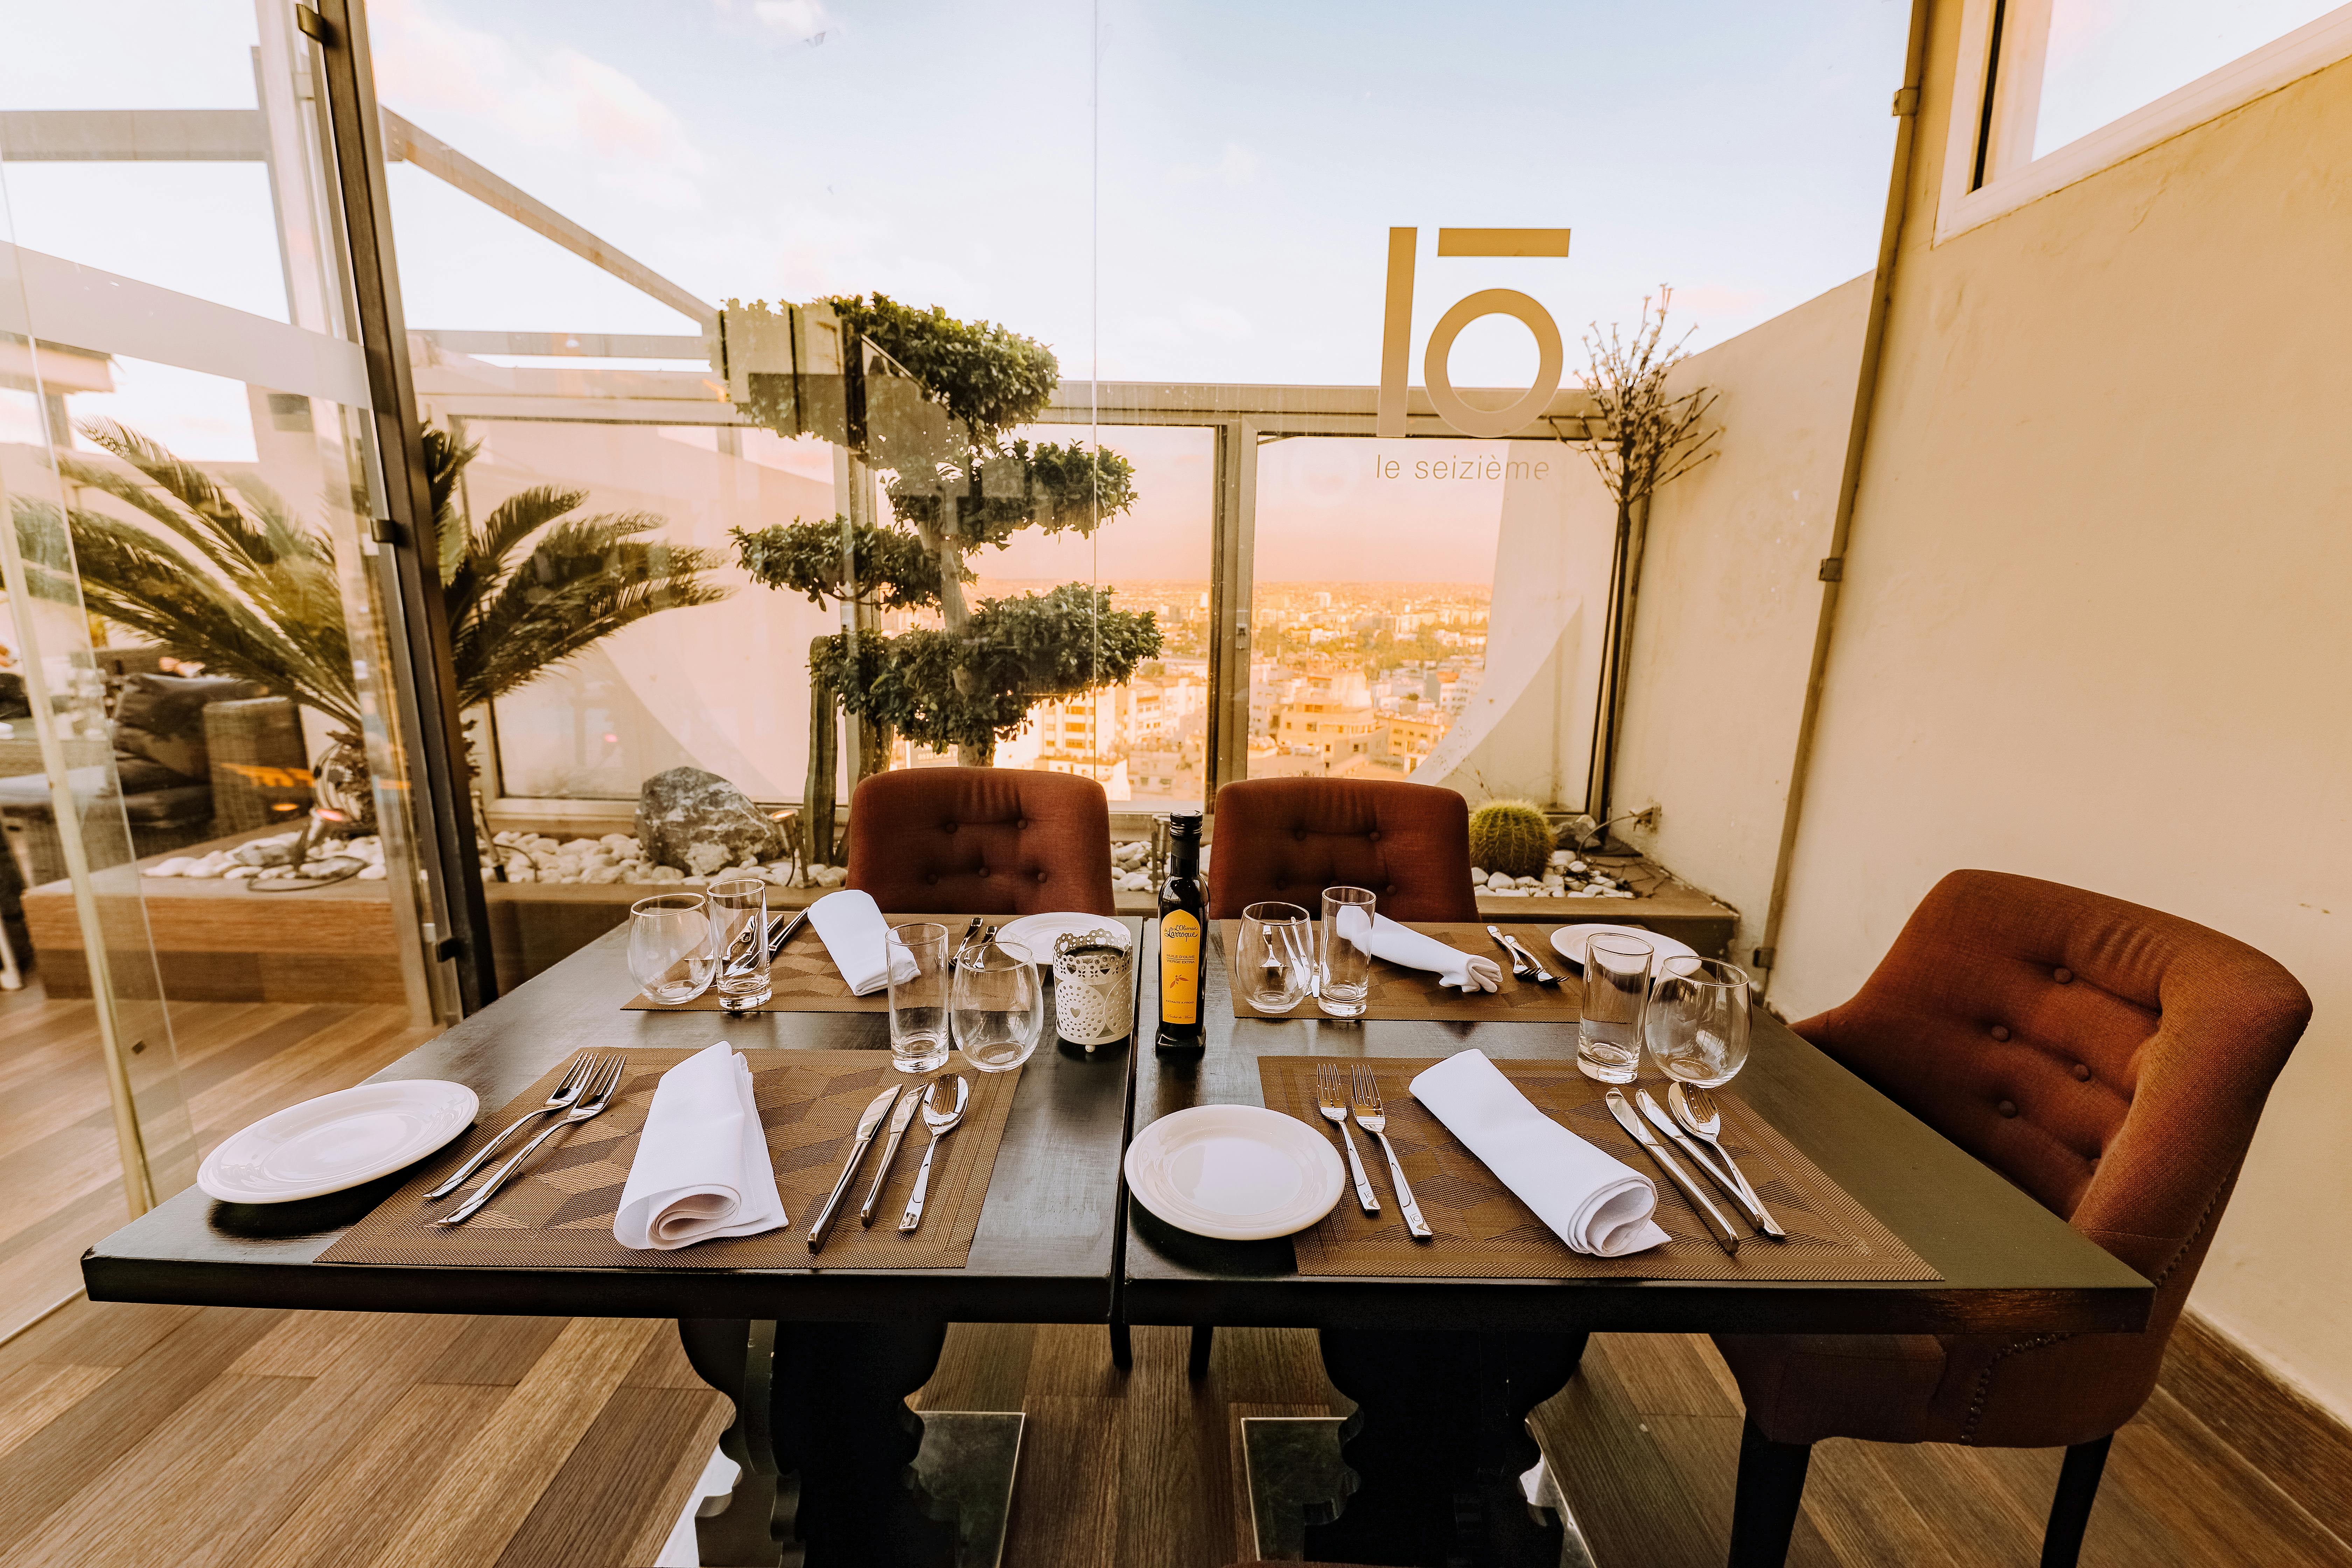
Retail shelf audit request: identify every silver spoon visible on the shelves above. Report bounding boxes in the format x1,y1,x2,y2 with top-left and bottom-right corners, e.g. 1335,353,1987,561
1667,1082,1786,1239
896,1073,971,1233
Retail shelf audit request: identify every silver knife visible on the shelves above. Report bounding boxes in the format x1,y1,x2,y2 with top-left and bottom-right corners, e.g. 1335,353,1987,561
1494,925,1558,985
858,1081,926,1227
808,1084,902,1252
1604,1089,1741,1255
1636,1086,1777,1236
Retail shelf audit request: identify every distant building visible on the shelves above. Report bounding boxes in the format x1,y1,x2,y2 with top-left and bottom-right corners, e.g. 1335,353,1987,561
1387,713,1449,764
1274,671,1388,767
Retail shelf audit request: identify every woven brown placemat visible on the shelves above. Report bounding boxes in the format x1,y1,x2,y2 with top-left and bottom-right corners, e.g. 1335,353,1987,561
1221,921,1587,1023
321,1049,1018,1270
1257,1056,1939,1282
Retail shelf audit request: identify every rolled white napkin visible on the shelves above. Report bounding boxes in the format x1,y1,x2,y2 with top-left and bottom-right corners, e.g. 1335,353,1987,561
615,1043,788,1250
1335,906,1504,993
807,889,919,995
1409,1048,1669,1256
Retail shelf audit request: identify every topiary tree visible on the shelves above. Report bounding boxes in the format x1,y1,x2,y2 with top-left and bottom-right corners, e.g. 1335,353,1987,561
725,293,1162,862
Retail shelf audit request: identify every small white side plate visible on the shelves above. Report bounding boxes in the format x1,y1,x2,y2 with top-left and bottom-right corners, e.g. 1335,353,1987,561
1548,922,1698,976
996,911,1131,967
198,1080,479,1204
1124,1104,1345,1241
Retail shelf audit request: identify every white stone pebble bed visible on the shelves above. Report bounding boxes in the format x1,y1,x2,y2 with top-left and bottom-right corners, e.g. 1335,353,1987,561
1471,849,1640,899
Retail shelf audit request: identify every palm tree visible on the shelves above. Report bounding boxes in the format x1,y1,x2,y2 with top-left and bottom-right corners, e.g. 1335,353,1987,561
21,418,727,739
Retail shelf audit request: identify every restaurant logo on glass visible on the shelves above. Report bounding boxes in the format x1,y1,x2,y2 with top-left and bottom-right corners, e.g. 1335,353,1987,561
1377,226,1572,442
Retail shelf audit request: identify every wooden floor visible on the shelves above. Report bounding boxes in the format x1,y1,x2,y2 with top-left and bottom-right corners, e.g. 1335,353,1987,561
0,979,439,1343
911,1322,2352,1568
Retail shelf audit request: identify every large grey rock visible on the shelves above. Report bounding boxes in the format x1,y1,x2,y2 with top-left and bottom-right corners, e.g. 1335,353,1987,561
635,766,783,872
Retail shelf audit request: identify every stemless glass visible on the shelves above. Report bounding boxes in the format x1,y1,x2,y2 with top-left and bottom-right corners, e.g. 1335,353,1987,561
888,922,953,1073
1318,886,1378,1018
1237,900,1314,1012
1646,955,1753,1087
628,892,715,1004
708,876,772,1011
952,939,1045,1072
1576,932,1654,1083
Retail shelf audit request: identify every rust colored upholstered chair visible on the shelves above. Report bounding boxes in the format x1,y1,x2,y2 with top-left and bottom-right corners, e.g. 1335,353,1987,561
1207,777,1477,922
844,767,1115,917
1714,870,2310,1568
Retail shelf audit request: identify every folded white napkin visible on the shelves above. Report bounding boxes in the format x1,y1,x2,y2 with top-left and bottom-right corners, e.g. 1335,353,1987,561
1409,1048,1668,1256
614,1043,788,1250
808,889,920,995
1335,906,1504,993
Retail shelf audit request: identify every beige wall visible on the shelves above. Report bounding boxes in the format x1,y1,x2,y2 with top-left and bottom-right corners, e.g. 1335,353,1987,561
1766,22,2352,1415
1611,276,1872,958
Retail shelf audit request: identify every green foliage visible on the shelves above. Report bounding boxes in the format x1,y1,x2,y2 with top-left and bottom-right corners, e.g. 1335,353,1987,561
732,516,946,610
827,293,1059,441
884,439,1137,543
1468,799,1555,878
817,587,1164,754
22,420,726,732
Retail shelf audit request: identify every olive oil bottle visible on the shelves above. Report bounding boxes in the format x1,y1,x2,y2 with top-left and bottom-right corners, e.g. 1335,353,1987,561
1155,810,1206,1053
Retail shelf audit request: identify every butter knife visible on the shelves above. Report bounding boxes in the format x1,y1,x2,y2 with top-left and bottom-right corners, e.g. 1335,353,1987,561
766,908,807,960
808,1085,902,1252
1604,1089,1741,1255
1636,1086,1779,1237
858,1081,926,1227
1488,925,1558,985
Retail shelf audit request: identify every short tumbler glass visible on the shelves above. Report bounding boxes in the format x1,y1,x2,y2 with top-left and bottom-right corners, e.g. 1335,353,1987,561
1317,886,1378,1019
1645,955,1753,1087
1576,932,1654,1083
1237,900,1314,1013
628,892,715,1004
952,939,1045,1072
888,922,953,1073
708,876,772,1012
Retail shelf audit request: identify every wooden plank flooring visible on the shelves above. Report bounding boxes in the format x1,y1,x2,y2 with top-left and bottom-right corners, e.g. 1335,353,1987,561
913,1323,2352,1568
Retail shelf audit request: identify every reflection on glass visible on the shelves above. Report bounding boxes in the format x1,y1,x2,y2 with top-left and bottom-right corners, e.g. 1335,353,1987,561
2026,0,2342,161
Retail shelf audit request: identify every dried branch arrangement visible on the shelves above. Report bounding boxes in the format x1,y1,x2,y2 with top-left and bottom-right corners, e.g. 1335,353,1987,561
1580,284,1720,509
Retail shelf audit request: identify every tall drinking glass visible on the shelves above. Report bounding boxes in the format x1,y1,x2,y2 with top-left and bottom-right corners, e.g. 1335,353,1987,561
888,922,953,1073
1318,886,1377,1019
708,876,772,1011
628,893,715,1004
1646,956,1753,1086
1237,900,1314,1013
952,939,1045,1072
1577,933,1654,1083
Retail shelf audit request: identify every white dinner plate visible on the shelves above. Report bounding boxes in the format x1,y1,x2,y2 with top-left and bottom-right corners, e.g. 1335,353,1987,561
1123,1104,1345,1241
995,910,1131,967
198,1080,479,1204
1548,922,1699,975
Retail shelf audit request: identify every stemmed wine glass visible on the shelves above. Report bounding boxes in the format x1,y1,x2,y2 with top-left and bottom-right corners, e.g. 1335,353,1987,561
1644,955,1753,1086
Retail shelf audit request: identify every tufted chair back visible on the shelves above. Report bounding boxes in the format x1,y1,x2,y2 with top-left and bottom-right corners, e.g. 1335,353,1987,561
844,767,1115,917
1207,778,1477,922
1751,869,2310,1446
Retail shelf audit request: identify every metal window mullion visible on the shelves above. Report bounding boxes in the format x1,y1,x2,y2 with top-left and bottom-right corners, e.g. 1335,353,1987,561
307,0,497,1013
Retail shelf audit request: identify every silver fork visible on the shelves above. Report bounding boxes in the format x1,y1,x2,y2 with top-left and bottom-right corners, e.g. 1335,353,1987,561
1315,1063,1380,1214
436,1056,628,1226
1350,1065,1433,1240
425,1054,599,1201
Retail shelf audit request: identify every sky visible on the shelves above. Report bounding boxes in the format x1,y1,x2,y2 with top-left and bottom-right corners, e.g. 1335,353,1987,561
2,0,2324,576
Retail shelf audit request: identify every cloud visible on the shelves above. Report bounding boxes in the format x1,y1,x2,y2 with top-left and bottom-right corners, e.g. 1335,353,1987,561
370,0,706,208
748,0,836,43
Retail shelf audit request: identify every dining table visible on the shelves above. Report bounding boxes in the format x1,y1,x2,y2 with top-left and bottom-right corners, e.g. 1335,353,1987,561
1122,916,2154,1566
79,915,1144,1568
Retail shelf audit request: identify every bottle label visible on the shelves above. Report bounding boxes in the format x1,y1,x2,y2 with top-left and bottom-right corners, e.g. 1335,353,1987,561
1161,911,1202,1026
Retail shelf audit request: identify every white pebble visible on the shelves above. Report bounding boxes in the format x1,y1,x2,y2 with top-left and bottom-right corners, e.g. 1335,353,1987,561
225,865,260,880
149,857,194,878
1485,871,1514,890
1469,866,1486,882
358,864,386,880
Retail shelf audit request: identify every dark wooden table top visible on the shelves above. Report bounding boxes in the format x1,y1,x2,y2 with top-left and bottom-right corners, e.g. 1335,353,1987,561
82,918,1142,1324
1123,919,2153,1337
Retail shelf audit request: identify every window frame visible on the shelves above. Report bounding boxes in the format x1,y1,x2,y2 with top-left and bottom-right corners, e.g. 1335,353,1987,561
1935,0,2352,244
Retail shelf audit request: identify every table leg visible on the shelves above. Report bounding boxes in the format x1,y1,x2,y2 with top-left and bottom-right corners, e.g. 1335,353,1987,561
1306,1328,1587,1567
680,1320,958,1568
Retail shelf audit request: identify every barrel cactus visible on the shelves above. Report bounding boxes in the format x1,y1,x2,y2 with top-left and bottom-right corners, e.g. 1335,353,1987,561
1466,800,1555,879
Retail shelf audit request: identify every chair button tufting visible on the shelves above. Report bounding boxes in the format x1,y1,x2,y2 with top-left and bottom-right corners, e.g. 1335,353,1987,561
1294,828,1307,841
1016,819,1027,830
2054,967,2073,984
978,866,990,878
2073,1063,2092,1082
925,873,939,885
1989,1024,2011,1042
943,820,957,834
1036,872,1048,884
1997,1100,2018,1118
1368,831,1381,842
